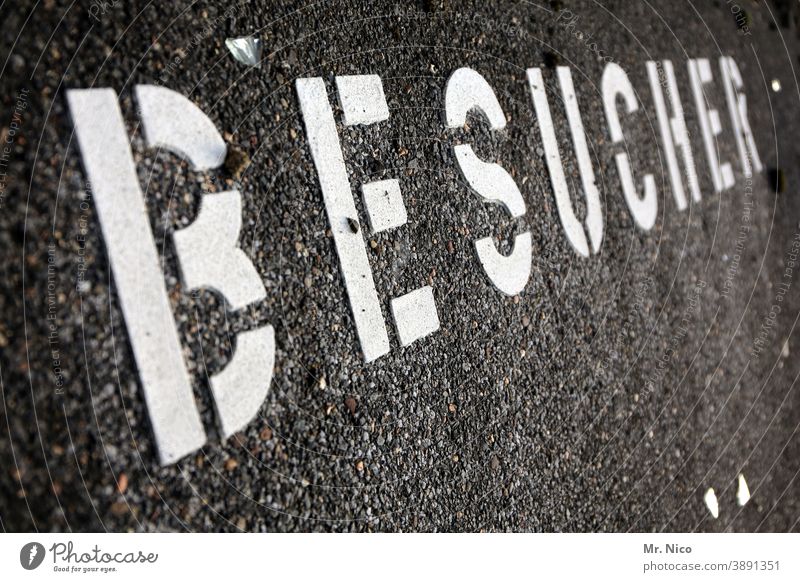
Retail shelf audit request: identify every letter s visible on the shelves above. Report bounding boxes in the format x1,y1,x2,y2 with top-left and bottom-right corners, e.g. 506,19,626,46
445,68,531,296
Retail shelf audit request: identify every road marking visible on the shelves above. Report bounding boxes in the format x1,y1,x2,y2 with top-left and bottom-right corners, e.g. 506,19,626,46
647,60,701,211
136,84,227,171
361,179,408,233
296,77,391,362
446,67,532,296
704,487,719,519
602,62,658,231
688,58,735,193
391,286,441,347
720,56,763,180
335,74,390,126
172,190,267,311
736,474,751,507
528,67,598,256
67,88,207,465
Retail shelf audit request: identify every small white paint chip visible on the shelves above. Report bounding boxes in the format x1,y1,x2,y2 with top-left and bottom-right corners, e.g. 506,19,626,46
391,286,440,347
361,179,407,233
782,340,790,358
771,78,782,92
225,37,262,67
704,487,719,519
336,75,390,126
736,474,751,506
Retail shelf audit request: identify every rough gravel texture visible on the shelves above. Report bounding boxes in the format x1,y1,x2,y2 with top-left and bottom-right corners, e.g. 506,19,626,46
1,0,800,532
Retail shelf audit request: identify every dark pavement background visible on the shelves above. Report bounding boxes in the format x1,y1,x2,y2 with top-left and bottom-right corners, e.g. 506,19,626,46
1,0,800,532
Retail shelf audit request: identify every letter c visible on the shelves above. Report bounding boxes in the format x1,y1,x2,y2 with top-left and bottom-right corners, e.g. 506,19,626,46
602,63,657,231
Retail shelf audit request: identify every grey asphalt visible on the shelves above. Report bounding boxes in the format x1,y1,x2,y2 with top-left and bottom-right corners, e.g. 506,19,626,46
1,0,800,532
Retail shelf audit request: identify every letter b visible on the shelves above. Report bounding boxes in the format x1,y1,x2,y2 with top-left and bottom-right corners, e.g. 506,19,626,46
67,86,274,464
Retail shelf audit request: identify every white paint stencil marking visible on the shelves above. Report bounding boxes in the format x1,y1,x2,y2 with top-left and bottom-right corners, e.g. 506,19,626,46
136,85,227,171
474,233,533,297
296,77,390,362
528,67,588,255
558,66,603,254
688,59,734,193
361,179,408,233
391,286,440,347
445,67,508,129
602,63,658,231
445,67,531,296
647,60,701,210
720,57,763,179
138,85,276,445
210,326,275,438
336,75,390,126
173,190,266,310
67,89,206,465
452,145,526,218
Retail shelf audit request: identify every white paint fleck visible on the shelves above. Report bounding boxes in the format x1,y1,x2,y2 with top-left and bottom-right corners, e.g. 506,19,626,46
335,75,390,126
771,78,782,92
704,487,719,519
736,474,751,506
210,325,275,438
391,286,440,347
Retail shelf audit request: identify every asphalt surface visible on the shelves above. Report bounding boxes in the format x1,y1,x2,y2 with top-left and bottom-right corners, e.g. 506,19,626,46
1,0,800,532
